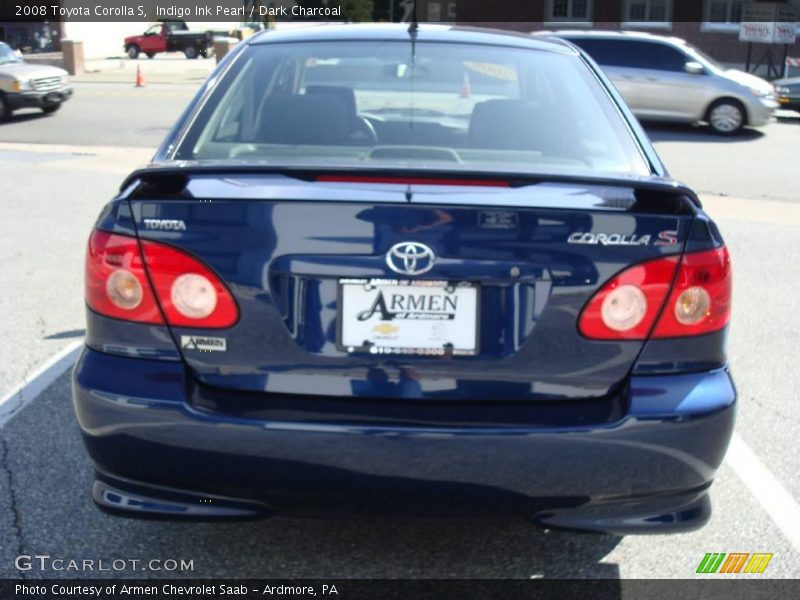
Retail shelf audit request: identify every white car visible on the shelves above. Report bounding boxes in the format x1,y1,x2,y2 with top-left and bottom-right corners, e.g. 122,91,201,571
0,42,72,120
538,31,777,135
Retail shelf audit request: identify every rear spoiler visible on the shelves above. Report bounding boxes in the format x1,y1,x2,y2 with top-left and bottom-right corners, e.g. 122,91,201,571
120,164,702,215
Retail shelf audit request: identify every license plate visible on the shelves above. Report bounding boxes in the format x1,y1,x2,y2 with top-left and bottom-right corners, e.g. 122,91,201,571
339,279,478,356
45,93,61,103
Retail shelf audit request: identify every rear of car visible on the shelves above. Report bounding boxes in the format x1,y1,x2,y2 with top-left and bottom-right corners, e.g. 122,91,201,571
543,31,776,134
0,42,72,119
73,25,735,534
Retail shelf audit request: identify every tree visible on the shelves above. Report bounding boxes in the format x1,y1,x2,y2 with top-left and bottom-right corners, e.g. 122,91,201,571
340,0,375,22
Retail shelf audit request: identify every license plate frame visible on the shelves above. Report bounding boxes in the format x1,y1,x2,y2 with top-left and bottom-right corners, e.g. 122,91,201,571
337,278,480,357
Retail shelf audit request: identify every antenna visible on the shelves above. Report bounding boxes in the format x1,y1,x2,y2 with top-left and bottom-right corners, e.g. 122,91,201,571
408,0,419,34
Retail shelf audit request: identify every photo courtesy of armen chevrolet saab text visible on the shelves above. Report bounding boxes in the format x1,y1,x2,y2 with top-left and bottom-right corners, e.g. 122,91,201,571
72,24,735,535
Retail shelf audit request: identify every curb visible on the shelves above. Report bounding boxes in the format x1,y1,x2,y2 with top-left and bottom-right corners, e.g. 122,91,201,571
71,75,208,85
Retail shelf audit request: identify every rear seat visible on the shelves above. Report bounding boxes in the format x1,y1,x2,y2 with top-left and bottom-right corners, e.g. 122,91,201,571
255,95,562,151
469,99,558,152
305,85,377,145
257,94,351,145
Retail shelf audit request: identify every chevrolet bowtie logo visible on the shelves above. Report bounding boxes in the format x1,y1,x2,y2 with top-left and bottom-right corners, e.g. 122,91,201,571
372,323,399,335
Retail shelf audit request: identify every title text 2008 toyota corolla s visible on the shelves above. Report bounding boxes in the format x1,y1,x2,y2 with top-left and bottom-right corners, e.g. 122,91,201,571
72,24,734,534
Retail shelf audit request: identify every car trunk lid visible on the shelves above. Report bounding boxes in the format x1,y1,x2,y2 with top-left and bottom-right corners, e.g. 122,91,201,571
127,170,695,401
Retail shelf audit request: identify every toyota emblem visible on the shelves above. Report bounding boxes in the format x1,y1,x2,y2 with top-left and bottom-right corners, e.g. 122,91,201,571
386,242,436,276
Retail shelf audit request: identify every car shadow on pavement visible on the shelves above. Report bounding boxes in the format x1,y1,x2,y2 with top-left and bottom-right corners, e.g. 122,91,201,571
775,112,800,124
43,329,85,340
643,122,765,144
0,370,622,581
0,110,57,125
173,516,623,579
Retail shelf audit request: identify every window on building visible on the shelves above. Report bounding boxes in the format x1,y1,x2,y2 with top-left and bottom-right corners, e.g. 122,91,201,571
702,0,744,31
427,1,456,22
546,0,594,23
623,0,672,28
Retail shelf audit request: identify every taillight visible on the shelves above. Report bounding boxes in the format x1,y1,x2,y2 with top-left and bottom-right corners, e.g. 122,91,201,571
652,246,731,338
140,239,238,328
578,247,731,340
85,230,238,328
578,255,679,340
86,230,164,324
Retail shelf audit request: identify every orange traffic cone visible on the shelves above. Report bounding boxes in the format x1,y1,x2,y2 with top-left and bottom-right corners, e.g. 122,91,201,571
460,71,471,98
135,65,145,88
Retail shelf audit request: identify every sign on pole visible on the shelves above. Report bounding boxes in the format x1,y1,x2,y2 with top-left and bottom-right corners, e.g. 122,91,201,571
739,3,797,44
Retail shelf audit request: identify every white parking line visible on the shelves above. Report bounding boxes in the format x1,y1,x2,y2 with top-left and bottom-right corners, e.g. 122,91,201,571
726,432,800,553
0,341,83,429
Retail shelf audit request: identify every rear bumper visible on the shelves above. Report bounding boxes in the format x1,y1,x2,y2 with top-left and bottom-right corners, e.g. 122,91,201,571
72,348,736,534
6,87,72,110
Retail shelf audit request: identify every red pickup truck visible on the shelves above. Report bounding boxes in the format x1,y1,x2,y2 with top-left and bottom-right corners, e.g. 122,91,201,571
124,21,214,60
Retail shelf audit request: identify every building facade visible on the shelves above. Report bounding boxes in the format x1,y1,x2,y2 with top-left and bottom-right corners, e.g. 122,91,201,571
2,1,799,67
0,20,63,53
426,0,800,69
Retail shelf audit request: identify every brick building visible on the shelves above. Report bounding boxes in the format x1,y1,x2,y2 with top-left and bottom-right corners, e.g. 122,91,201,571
2,1,799,69
422,0,800,70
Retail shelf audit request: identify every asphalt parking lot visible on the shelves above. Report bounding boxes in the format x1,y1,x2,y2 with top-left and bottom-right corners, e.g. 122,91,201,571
0,83,798,580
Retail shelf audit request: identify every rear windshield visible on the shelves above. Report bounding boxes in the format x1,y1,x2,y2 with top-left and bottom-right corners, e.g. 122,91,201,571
174,40,650,177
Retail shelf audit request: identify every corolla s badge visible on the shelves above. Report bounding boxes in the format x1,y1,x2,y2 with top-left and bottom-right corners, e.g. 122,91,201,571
567,230,678,247
386,242,436,276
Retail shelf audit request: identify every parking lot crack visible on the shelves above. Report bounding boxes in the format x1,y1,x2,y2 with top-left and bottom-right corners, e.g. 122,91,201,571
0,437,26,579
748,396,800,426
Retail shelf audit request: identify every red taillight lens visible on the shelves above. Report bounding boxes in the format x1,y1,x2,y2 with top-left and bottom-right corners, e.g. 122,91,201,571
85,231,238,329
578,255,679,340
578,246,731,341
652,246,731,338
139,240,238,328
86,230,164,324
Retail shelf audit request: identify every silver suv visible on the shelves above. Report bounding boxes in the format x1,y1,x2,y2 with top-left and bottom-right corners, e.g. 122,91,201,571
0,42,72,120
540,31,777,135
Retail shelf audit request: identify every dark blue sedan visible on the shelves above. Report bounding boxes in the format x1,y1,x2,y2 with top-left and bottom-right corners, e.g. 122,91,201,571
72,24,735,534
